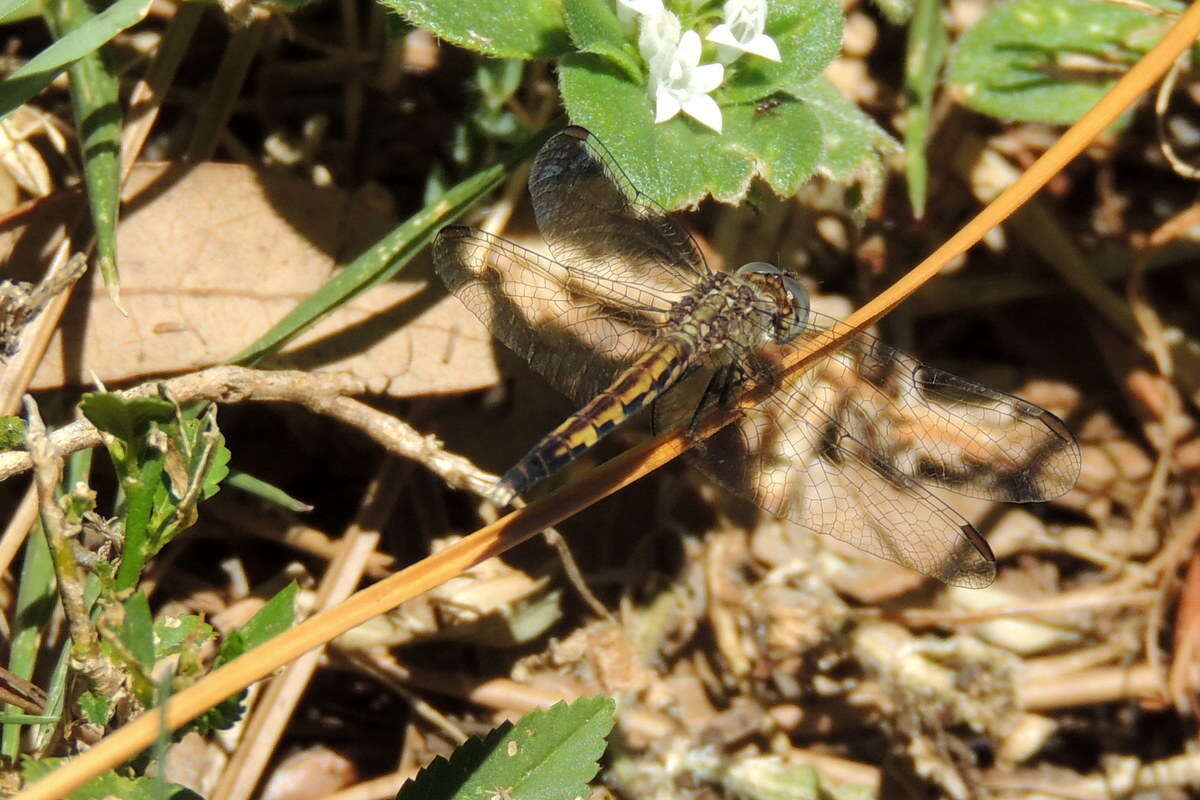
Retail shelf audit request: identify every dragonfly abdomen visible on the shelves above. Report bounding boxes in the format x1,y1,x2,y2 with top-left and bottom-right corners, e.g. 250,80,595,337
494,335,697,505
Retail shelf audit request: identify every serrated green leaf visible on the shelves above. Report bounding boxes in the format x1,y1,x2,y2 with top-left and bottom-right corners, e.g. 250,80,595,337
0,416,25,450
80,393,174,444
21,756,202,799
386,0,569,59
563,0,641,82
398,697,615,800
560,52,756,207
946,0,1175,124
727,97,821,196
76,692,110,726
719,0,843,105
790,76,899,179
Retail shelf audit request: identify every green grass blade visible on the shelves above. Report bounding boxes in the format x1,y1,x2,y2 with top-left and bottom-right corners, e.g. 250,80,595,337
230,121,560,367
44,0,123,299
0,0,151,121
903,0,946,219
1,520,55,759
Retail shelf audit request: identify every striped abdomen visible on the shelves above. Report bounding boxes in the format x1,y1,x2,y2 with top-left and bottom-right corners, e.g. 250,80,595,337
494,335,697,504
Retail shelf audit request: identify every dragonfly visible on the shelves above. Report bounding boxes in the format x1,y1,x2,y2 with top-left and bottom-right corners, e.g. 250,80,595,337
433,125,1081,588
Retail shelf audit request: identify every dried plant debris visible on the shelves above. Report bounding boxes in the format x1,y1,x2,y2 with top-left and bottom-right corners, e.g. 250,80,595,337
0,252,85,359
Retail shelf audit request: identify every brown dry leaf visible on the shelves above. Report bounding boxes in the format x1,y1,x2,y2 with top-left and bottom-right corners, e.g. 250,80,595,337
8,163,496,395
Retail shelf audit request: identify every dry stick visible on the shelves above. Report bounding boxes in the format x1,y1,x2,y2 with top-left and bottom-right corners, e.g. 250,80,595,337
22,398,123,698
17,7,1200,797
211,459,405,800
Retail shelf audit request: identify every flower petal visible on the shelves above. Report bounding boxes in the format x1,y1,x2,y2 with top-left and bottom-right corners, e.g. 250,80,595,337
744,33,781,61
681,93,723,132
691,62,725,93
705,24,739,48
655,88,682,123
618,0,663,17
676,29,702,66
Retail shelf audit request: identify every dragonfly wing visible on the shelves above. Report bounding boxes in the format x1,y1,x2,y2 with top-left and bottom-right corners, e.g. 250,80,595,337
654,355,997,588
434,226,678,404
529,126,710,293
795,311,1081,503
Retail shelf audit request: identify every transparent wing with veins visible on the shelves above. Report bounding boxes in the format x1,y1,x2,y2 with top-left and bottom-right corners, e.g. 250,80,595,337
434,125,1081,588
433,227,691,405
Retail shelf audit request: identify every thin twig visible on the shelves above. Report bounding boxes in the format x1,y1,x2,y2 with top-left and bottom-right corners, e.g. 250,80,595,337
22,396,122,697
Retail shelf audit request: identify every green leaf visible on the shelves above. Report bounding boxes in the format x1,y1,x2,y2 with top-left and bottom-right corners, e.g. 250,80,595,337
397,697,615,800
902,0,947,217
153,614,214,661
719,0,843,105
120,592,156,672
233,582,297,653
195,583,297,733
44,0,123,299
562,0,640,82
80,393,174,445
477,58,524,110
385,0,569,59
946,0,1174,124
0,416,25,450
0,0,151,122
790,76,900,180
21,757,202,800
4,524,56,759
560,52,756,207
76,692,111,726
225,469,313,511
230,123,558,366
727,97,822,197
114,450,165,592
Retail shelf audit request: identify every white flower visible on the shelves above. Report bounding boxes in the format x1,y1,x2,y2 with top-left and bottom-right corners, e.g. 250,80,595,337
616,0,664,28
647,29,724,132
706,0,780,63
637,6,682,75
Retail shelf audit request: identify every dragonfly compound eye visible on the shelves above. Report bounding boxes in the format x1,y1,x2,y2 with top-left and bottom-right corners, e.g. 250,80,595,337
734,262,810,342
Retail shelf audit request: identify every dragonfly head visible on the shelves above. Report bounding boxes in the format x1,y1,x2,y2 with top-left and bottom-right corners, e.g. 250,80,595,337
734,262,810,343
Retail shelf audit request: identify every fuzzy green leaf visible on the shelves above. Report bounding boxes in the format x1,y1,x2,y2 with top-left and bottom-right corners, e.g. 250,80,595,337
790,76,899,179
386,0,569,59
562,0,640,81
559,52,756,207
946,0,1174,124
728,97,822,196
397,697,615,800
0,416,25,450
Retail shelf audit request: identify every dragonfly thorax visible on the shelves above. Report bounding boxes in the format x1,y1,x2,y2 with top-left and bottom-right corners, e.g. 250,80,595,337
733,261,810,344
